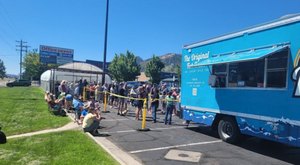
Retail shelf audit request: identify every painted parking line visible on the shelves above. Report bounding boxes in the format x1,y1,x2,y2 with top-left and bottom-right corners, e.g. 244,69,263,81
100,125,198,134
104,118,129,122
129,140,222,154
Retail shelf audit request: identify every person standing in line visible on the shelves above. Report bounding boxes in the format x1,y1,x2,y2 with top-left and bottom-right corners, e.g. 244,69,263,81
135,85,146,120
151,85,160,123
109,84,115,108
78,79,83,98
58,80,68,95
145,83,152,114
102,83,108,103
95,81,101,102
89,83,96,99
164,91,175,125
161,91,167,114
160,84,168,114
118,83,126,115
123,83,129,114
171,87,178,116
83,79,88,87
74,83,80,98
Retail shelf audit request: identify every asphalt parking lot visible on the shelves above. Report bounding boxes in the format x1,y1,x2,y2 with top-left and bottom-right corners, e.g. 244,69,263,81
95,104,300,165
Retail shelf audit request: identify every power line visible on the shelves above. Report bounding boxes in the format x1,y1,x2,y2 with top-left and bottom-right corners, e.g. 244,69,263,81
0,32,15,49
16,40,30,79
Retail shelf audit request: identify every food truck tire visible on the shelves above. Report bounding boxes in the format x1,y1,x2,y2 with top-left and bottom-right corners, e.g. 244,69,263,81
218,117,240,144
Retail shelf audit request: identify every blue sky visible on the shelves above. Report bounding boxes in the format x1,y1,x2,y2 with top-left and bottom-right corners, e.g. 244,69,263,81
0,0,300,74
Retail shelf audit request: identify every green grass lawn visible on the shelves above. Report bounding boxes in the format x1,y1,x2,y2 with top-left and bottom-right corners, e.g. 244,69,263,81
0,87,70,136
0,130,119,165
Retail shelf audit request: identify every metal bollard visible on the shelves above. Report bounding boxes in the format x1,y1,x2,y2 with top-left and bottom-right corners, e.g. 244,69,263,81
102,91,110,113
83,87,86,101
137,98,150,131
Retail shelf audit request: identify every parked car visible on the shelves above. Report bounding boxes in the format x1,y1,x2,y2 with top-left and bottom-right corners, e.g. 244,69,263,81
6,79,31,87
125,81,146,90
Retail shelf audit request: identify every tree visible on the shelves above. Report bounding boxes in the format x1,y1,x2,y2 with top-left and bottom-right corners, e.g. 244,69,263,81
0,59,6,79
145,55,165,84
108,51,141,82
22,51,48,80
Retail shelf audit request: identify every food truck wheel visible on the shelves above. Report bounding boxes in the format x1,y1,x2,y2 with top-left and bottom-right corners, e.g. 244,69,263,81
218,117,240,143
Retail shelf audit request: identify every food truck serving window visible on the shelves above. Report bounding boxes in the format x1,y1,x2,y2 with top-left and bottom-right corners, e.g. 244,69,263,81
211,47,288,89
212,64,227,87
227,59,264,87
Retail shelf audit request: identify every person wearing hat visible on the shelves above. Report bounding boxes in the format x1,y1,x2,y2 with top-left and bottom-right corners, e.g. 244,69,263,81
73,96,84,122
79,103,90,124
82,107,105,135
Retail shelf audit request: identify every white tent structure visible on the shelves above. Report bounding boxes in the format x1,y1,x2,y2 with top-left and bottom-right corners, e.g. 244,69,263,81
40,62,112,93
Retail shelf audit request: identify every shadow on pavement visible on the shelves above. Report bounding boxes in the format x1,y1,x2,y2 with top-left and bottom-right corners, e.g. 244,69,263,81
93,133,111,137
236,137,300,165
186,125,219,139
187,125,300,164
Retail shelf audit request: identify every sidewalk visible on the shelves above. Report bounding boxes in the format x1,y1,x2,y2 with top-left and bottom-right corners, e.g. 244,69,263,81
7,108,142,165
7,122,80,139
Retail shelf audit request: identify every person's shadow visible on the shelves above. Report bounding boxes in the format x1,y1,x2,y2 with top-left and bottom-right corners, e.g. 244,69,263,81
93,133,110,137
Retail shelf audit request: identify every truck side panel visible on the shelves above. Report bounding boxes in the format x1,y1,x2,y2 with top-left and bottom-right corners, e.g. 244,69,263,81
181,20,300,146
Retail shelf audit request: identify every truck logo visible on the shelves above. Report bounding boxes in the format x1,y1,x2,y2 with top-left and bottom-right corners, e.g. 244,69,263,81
292,49,300,97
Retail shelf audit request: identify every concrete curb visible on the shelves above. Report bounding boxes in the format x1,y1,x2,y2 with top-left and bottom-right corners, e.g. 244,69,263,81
86,133,142,165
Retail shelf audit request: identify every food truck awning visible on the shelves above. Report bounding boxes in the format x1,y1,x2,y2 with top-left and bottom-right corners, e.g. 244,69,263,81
194,45,288,66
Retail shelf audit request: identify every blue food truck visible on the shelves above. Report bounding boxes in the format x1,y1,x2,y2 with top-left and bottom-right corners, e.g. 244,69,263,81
181,14,300,147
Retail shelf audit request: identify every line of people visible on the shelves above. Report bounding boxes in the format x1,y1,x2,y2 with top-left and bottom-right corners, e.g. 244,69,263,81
46,79,181,135
73,80,181,125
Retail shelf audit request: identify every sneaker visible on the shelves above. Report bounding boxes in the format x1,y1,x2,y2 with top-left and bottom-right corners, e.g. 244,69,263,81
123,110,128,115
117,112,120,115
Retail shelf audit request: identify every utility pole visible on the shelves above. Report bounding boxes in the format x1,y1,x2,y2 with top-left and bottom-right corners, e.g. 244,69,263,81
102,0,109,86
16,40,29,79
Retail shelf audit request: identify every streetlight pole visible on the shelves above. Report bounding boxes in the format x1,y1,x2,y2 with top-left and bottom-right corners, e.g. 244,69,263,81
102,0,109,86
